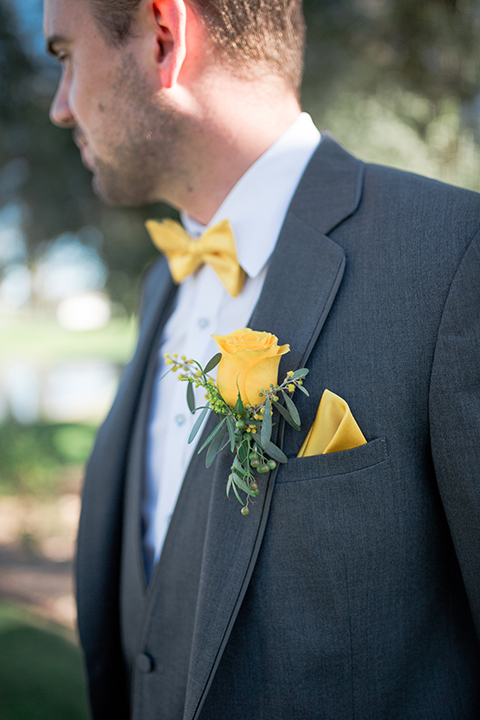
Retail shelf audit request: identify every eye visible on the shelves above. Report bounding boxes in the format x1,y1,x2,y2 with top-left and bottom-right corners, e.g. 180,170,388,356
56,51,71,70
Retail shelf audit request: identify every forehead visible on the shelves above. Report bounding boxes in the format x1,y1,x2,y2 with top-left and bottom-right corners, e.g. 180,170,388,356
43,0,92,40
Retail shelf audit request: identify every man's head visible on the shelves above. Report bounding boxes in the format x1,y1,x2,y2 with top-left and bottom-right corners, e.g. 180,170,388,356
89,0,305,94
44,0,305,219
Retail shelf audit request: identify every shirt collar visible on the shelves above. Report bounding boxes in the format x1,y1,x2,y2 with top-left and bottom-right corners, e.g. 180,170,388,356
181,112,321,279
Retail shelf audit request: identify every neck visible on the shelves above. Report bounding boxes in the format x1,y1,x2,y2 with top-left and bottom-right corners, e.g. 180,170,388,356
157,76,302,225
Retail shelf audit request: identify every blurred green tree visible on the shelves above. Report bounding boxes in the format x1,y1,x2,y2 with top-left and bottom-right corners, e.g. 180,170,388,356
304,0,480,129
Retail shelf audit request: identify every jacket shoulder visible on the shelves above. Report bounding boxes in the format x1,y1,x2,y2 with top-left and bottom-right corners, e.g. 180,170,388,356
364,162,480,215
354,162,480,257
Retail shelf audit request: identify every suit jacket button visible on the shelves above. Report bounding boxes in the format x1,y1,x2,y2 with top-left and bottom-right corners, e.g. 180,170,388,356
137,652,154,673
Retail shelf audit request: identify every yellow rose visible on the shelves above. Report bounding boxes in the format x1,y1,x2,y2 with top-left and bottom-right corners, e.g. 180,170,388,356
212,328,290,408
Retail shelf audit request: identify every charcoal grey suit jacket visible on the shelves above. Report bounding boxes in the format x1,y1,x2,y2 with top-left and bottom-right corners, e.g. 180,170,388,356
76,135,480,720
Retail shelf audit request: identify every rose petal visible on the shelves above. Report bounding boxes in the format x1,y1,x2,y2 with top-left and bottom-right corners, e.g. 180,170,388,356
243,345,290,405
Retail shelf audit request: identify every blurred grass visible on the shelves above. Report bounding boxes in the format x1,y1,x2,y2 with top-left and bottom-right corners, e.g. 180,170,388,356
0,316,138,364
0,420,96,495
0,316,138,495
0,602,89,720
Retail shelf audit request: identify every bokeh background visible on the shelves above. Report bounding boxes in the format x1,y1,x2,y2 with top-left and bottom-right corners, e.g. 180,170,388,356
1,0,479,717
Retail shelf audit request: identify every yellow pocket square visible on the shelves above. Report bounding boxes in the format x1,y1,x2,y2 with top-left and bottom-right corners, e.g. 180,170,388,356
297,389,367,458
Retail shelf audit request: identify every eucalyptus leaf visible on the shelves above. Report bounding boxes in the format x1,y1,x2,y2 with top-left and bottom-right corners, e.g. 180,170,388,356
232,473,256,496
263,440,288,464
198,417,226,454
219,438,231,453
226,417,236,452
206,428,227,467
204,352,222,374
282,391,301,426
290,368,310,381
233,455,247,476
227,472,243,497
272,400,300,430
186,381,195,413
261,398,272,447
238,437,250,464
234,391,245,415
231,481,243,505
188,406,209,444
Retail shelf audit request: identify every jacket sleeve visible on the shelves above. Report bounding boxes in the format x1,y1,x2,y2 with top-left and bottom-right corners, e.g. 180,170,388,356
429,228,480,637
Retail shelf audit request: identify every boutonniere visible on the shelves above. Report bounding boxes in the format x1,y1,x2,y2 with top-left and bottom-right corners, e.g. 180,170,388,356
165,328,308,515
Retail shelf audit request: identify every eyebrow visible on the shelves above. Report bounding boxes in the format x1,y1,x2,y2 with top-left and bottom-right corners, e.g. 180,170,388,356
45,34,69,56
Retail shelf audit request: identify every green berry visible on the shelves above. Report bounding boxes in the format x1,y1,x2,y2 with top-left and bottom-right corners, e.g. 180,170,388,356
250,458,260,468
267,459,277,470
236,420,246,430
241,506,249,516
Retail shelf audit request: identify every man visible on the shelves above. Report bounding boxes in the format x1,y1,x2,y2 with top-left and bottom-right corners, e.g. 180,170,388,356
44,0,480,718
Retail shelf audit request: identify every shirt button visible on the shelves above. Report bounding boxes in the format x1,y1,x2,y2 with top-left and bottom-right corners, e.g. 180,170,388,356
197,317,210,329
175,414,186,426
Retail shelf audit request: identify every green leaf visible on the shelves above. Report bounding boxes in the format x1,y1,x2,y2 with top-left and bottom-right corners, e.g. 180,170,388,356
197,417,226,454
263,440,288,464
233,455,247,475
290,368,309,381
188,406,209,444
261,398,272,447
186,381,195,413
204,352,222,374
297,384,310,396
206,428,227,467
272,400,300,430
232,473,256,496
226,474,234,498
238,436,251,464
226,417,236,452
282,391,300,427
234,391,245,415
219,438,231,453
231,481,244,505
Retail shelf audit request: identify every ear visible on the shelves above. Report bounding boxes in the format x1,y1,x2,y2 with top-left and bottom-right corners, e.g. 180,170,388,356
152,0,187,88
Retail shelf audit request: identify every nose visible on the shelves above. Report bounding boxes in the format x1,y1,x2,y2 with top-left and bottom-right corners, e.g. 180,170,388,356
49,72,75,128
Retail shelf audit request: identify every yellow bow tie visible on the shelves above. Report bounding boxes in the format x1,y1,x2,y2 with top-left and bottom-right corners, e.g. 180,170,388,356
145,218,246,298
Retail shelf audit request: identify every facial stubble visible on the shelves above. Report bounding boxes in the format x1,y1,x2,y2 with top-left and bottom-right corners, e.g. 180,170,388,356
88,53,186,207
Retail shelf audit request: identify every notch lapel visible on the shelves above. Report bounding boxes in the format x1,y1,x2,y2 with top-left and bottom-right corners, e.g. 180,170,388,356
184,135,365,720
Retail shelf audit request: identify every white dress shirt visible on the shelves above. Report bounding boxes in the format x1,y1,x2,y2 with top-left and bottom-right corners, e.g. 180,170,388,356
143,113,321,570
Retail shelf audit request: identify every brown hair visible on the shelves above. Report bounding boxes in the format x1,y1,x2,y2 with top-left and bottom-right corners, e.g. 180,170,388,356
89,0,305,92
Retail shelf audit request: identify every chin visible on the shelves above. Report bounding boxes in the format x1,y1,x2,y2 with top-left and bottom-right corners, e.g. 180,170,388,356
91,151,164,207
92,174,153,208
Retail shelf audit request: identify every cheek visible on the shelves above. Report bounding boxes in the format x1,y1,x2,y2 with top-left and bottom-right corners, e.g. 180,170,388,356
68,66,103,127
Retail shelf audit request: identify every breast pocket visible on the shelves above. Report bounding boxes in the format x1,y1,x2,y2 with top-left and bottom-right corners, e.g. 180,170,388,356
262,436,395,653
269,435,393,563
276,436,389,484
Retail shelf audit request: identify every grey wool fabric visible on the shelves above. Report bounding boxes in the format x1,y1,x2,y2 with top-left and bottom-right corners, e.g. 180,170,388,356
76,135,480,720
